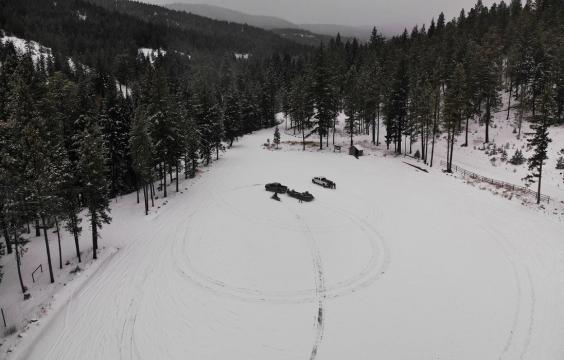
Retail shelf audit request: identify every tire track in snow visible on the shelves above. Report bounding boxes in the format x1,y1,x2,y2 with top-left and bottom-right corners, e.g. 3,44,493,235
284,204,326,360
483,223,536,360
172,188,390,304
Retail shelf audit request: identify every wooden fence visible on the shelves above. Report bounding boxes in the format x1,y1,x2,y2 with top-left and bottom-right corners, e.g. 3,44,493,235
440,160,551,204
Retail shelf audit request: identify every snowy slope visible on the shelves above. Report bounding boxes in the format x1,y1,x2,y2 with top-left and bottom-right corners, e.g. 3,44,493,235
0,32,52,64
5,125,564,360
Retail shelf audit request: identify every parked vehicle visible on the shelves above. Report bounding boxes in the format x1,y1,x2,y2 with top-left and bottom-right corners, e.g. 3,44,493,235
265,182,288,193
288,189,315,202
312,177,336,189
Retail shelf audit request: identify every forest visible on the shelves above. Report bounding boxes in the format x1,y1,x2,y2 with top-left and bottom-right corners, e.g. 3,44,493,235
0,0,563,297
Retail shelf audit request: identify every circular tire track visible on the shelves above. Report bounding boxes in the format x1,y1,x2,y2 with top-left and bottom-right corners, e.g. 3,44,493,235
170,187,390,304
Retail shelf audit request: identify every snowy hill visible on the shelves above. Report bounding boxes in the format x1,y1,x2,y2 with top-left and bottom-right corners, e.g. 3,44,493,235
3,123,564,359
0,32,52,64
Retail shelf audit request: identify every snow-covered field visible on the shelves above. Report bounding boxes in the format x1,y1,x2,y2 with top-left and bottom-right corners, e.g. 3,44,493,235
3,124,564,360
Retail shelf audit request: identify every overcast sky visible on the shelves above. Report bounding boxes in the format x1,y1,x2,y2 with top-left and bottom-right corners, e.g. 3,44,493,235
145,0,496,27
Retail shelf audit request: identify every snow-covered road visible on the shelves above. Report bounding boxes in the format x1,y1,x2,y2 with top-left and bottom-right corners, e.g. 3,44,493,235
12,128,564,360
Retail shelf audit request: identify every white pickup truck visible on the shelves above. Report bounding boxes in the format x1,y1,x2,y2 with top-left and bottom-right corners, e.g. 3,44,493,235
312,177,336,189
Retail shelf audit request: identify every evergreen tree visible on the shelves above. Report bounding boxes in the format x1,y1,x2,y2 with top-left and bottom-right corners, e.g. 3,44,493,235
130,111,154,215
510,149,526,165
223,89,242,148
525,84,554,204
77,115,112,259
443,64,466,172
312,44,337,150
477,30,503,143
273,126,281,149
344,65,360,147
289,74,314,151
384,59,409,153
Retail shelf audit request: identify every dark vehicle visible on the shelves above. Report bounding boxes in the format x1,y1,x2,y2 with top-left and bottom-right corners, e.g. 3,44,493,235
288,189,315,202
312,177,336,189
265,183,288,193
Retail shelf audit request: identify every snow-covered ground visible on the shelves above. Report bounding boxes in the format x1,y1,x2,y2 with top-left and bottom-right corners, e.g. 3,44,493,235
3,122,564,359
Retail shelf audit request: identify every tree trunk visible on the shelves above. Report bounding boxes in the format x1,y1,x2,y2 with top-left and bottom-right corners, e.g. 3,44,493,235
35,218,40,237
376,106,381,146
41,215,55,283
463,116,470,146
518,90,524,139
485,98,491,144
449,130,455,172
302,122,306,151
537,162,543,204
150,182,155,207
13,230,27,295
332,117,336,146
72,215,81,263
430,96,439,167
55,218,62,269
430,119,437,167
91,211,98,260
163,161,167,198
143,184,149,216
372,116,376,144
446,129,451,171
507,80,513,120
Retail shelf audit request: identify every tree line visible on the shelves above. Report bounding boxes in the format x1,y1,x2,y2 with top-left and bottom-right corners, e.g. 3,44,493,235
0,40,292,297
282,0,563,204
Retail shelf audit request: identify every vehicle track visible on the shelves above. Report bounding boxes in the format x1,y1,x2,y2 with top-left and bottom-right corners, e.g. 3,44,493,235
284,205,326,360
482,223,536,360
170,188,390,304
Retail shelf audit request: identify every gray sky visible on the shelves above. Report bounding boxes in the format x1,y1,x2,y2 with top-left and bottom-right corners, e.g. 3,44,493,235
145,0,496,27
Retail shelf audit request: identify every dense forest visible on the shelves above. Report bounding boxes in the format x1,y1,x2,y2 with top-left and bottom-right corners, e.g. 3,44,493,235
0,0,563,298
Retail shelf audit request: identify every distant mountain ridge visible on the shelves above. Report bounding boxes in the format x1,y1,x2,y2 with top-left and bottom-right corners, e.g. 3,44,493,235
166,3,296,29
165,3,375,40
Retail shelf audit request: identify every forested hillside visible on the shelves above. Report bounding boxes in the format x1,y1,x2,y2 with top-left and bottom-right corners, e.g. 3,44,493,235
0,0,306,74
0,0,310,292
281,0,563,204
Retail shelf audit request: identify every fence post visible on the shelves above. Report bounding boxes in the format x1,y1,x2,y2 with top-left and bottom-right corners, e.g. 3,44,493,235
1,308,6,327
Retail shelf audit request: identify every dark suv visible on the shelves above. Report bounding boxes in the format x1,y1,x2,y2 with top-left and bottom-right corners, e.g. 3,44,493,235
288,189,315,202
265,182,288,193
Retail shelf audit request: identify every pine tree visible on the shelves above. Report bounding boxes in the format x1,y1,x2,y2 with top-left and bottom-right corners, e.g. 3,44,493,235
384,58,409,153
510,149,526,165
289,74,314,151
443,64,466,172
312,44,337,150
130,111,154,215
273,126,281,149
477,30,503,143
223,89,242,148
525,84,554,204
77,115,112,259
344,65,360,147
